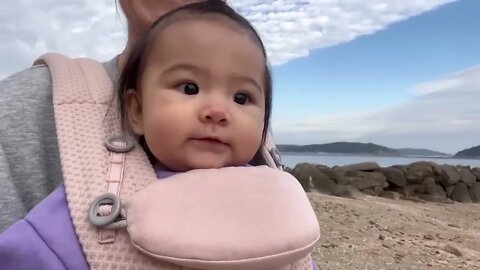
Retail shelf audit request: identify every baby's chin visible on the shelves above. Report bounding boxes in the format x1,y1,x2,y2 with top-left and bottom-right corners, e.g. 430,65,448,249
180,158,246,171
187,161,236,170
158,153,251,172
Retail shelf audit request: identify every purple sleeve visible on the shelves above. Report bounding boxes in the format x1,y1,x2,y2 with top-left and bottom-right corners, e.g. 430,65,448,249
0,184,88,270
312,259,319,270
0,219,66,269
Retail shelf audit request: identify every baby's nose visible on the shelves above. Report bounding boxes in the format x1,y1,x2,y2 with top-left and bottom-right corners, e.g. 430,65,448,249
200,104,229,125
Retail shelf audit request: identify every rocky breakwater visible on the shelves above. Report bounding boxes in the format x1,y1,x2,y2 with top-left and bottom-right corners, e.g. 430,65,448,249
286,161,480,203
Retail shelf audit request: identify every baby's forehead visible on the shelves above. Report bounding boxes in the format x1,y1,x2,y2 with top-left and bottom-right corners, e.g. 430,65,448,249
144,15,265,68
151,11,261,47
157,11,241,29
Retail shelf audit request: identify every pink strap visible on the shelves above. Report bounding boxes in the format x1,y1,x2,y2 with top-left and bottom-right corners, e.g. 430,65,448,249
98,139,128,243
106,140,127,195
34,54,124,244
261,131,283,169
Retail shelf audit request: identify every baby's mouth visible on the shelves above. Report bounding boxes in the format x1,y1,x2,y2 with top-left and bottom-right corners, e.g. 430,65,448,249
191,136,228,145
189,136,230,152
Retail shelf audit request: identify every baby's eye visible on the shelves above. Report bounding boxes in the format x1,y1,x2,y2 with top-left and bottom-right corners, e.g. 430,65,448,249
178,82,199,95
233,92,250,105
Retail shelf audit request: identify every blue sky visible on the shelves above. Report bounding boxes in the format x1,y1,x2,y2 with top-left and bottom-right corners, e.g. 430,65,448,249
1,0,479,154
268,0,480,153
274,0,480,114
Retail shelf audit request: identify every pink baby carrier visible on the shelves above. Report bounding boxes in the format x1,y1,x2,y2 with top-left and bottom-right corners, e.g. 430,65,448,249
34,53,320,270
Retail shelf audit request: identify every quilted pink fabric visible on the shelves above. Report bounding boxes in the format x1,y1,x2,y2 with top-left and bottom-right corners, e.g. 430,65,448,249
125,167,320,270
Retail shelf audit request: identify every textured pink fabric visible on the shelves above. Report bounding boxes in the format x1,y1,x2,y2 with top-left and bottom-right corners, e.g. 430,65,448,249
106,142,127,195
34,53,319,270
125,166,320,270
261,132,282,169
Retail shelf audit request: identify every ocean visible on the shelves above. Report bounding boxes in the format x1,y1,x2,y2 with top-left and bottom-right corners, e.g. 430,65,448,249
281,153,480,168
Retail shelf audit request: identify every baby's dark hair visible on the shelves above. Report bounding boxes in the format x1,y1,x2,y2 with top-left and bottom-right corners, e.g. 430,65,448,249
117,0,272,144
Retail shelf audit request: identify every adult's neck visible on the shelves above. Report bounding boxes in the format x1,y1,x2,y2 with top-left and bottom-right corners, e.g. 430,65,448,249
117,27,141,70
117,40,133,70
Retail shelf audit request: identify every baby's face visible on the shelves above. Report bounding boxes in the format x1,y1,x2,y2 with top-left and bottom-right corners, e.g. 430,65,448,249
126,17,266,171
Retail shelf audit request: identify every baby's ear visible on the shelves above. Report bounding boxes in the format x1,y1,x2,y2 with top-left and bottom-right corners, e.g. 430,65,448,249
125,89,144,135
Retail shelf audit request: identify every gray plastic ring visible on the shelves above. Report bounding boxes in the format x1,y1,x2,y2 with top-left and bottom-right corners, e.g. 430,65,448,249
88,193,122,228
105,136,134,153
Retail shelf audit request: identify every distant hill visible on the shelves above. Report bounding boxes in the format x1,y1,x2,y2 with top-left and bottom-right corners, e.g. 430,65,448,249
454,145,480,158
277,142,400,156
394,148,450,157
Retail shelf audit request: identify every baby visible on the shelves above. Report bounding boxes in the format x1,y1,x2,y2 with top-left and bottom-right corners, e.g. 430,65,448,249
117,0,272,174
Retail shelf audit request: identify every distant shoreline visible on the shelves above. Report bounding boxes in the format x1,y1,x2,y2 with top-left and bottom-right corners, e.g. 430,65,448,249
280,152,480,160
277,142,480,159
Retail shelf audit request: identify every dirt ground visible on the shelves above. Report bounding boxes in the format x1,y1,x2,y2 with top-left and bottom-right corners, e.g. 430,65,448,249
308,192,480,270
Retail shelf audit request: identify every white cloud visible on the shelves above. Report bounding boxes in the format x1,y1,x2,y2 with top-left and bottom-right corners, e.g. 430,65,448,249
273,66,480,154
231,0,456,64
0,0,126,79
412,66,480,95
0,0,455,79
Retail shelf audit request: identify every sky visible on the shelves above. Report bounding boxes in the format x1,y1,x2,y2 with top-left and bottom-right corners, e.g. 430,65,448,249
1,0,479,154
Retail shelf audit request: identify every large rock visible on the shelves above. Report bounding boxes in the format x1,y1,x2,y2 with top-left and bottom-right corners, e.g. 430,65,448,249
445,185,455,198
331,168,349,185
334,185,365,199
459,168,477,187
415,177,436,194
373,185,385,196
341,171,388,190
290,163,316,192
456,165,471,170
392,164,408,173
405,162,434,185
430,162,443,175
417,185,447,202
332,168,354,185
451,182,473,203
398,185,418,198
291,163,338,194
335,175,352,186
315,164,339,182
336,162,380,172
310,172,338,195
469,182,480,203
408,161,434,171
471,167,480,180
440,165,461,187
362,186,384,196
378,167,407,187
